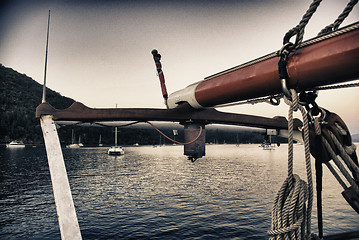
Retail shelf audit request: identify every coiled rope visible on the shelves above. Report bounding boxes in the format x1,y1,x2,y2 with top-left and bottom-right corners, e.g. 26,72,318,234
268,89,313,240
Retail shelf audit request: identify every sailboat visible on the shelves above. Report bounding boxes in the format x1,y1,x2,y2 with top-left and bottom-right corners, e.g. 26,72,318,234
261,135,275,150
261,130,275,150
66,130,82,148
6,140,25,148
98,134,103,147
108,127,124,155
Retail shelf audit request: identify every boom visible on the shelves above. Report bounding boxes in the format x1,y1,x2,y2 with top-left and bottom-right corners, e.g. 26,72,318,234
167,23,359,109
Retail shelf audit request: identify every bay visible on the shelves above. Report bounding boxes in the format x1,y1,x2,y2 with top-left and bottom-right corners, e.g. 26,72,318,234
1,144,358,239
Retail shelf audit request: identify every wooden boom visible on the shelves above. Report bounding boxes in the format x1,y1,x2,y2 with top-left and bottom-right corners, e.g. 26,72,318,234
167,23,359,109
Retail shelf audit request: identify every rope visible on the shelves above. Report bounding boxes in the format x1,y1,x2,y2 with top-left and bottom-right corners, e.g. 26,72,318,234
325,161,348,189
327,130,359,178
321,136,359,193
283,0,322,50
213,81,359,109
146,121,202,145
94,121,141,128
312,81,359,91
318,0,358,36
214,94,282,108
268,89,313,240
313,115,359,192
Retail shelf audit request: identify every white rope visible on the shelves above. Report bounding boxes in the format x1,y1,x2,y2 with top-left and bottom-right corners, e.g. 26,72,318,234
268,89,313,240
326,130,359,178
313,114,359,192
313,112,359,193
321,137,359,193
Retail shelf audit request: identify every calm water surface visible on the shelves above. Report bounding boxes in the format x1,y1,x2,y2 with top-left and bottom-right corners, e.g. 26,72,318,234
1,144,358,239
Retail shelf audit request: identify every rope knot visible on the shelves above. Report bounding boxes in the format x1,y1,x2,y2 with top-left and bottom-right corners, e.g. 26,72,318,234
270,86,313,239
268,174,310,239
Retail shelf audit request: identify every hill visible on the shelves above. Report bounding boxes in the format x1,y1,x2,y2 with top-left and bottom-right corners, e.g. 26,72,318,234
0,64,75,143
0,64,266,145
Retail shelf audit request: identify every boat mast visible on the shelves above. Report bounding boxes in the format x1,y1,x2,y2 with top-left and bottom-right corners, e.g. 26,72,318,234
115,127,118,146
39,11,82,239
42,10,50,103
114,104,118,146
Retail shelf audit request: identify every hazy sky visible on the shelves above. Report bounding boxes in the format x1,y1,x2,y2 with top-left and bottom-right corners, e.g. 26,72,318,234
1,0,359,132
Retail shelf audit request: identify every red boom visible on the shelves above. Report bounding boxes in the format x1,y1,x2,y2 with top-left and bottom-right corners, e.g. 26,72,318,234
167,25,359,109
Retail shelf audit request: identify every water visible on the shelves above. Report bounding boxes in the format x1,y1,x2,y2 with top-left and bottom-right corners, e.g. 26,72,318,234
1,144,358,239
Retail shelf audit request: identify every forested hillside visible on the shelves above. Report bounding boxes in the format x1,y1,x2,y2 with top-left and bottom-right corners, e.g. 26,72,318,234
0,64,75,143
0,64,266,145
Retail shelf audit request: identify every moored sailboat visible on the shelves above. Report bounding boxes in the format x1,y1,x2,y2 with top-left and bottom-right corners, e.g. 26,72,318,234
108,127,124,155
6,140,25,148
66,130,83,148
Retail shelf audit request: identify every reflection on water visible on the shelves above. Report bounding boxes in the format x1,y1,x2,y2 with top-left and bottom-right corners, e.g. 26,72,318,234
0,144,358,239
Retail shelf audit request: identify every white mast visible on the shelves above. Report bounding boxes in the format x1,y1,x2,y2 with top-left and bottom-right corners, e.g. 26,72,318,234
115,127,118,146
39,11,82,239
42,10,50,103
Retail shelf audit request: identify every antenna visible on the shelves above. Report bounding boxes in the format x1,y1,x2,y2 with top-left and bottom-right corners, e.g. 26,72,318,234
42,10,51,103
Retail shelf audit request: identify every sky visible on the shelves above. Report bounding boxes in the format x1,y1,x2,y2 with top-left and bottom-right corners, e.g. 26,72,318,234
1,0,359,133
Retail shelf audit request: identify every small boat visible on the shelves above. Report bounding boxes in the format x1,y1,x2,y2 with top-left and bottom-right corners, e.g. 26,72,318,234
262,143,275,150
108,127,124,155
67,143,81,148
98,134,103,147
66,130,83,148
6,140,25,148
261,135,275,150
108,145,124,155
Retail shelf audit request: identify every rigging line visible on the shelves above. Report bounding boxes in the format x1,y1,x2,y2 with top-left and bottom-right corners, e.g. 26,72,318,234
57,121,84,128
215,81,359,108
93,121,141,128
318,0,358,36
312,82,359,91
283,0,323,50
214,94,283,108
146,121,202,145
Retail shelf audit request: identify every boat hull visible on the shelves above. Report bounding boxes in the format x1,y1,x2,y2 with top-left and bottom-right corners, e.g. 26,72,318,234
6,141,25,148
66,144,81,148
6,144,25,148
108,146,124,155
